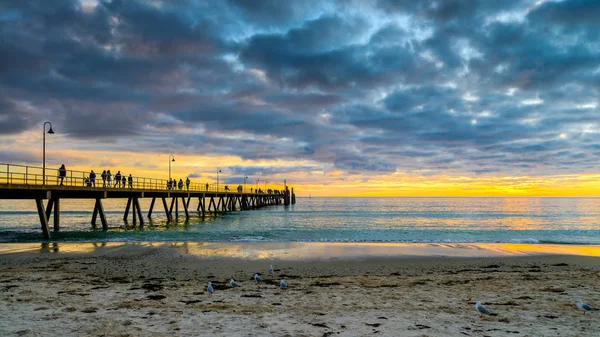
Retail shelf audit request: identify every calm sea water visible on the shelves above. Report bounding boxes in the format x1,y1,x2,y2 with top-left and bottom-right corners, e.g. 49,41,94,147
0,197,599,244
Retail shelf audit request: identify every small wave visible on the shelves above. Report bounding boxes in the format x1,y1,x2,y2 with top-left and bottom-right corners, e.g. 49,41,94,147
509,238,540,244
230,236,271,242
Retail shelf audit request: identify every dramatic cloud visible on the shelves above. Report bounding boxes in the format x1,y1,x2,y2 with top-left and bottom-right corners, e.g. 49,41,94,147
1,0,599,186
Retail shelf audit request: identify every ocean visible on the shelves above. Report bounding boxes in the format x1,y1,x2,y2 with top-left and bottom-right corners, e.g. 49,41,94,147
0,197,599,244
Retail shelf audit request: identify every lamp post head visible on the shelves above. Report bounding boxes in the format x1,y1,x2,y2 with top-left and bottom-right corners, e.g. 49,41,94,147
47,127,55,134
171,158,175,162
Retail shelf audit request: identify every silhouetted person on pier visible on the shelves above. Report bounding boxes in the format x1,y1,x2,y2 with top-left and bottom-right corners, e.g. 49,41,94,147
58,164,66,185
186,177,190,190
206,183,209,191
128,174,133,188
225,185,229,191
178,179,183,190
121,175,126,188
114,171,122,188
251,188,253,193
167,180,171,190
106,170,112,187
101,170,107,187
89,170,96,187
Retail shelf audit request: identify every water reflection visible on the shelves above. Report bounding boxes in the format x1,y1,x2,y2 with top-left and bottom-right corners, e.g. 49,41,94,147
0,242,598,259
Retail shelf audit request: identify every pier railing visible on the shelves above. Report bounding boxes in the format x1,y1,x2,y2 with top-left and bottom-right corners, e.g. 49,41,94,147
0,163,277,194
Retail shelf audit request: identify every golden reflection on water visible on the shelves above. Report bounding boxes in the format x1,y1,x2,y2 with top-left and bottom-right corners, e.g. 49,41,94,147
0,242,599,259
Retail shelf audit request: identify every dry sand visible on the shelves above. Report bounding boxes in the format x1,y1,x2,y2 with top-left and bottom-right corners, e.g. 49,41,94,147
0,243,599,337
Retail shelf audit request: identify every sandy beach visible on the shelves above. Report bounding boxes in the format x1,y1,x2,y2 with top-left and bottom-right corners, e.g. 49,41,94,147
1,242,599,337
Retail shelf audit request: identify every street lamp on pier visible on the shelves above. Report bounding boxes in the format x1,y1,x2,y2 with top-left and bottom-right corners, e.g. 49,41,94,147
42,122,55,185
217,168,221,192
244,176,248,193
264,180,269,192
168,155,175,181
256,179,259,193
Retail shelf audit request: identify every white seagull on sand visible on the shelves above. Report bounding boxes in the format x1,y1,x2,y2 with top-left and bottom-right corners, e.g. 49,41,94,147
269,264,274,274
577,300,598,315
207,282,214,296
280,279,288,289
230,278,241,287
254,273,263,281
475,301,493,317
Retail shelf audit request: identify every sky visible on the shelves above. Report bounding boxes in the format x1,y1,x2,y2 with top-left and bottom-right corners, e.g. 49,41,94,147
1,0,600,196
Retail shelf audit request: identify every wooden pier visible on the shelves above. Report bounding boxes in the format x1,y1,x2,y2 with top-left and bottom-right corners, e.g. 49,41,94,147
0,163,296,240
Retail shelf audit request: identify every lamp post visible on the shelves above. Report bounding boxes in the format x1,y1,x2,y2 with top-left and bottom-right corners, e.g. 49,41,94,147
217,168,221,191
42,122,55,185
244,176,248,193
264,180,269,192
256,179,259,193
168,155,175,181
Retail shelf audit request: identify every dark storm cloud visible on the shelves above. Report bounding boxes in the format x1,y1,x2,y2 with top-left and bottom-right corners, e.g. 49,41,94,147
1,0,599,176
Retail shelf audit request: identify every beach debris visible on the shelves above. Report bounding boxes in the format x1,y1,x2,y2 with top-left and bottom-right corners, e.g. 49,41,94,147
241,294,263,298
147,295,166,301
254,273,263,281
207,282,214,296
475,301,493,317
280,280,288,289
230,278,241,288
269,264,274,274
577,300,597,315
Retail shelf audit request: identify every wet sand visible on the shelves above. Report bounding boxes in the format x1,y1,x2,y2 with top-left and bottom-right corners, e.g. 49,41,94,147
0,242,599,336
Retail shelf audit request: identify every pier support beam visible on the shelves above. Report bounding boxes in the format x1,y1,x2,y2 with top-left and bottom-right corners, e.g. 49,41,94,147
148,198,155,218
182,197,189,219
134,198,144,226
92,198,108,231
198,195,206,217
162,197,172,222
169,197,175,219
124,198,132,221
175,197,179,219
53,199,60,232
36,199,51,240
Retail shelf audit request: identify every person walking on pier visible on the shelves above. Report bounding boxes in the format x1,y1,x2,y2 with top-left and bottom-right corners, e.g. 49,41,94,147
101,170,107,187
107,170,112,187
206,183,209,191
128,174,133,188
89,170,96,187
186,177,190,190
121,175,126,188
114,171,122,188
178,179,183,190
58,164,66,185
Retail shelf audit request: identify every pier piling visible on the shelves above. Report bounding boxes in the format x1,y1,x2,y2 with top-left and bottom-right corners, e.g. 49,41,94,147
36,199,51,240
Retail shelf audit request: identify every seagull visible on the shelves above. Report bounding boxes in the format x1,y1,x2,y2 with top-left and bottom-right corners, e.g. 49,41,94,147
253,273,263,281
269,264,274,274
207,282,213,296
230,278,241,288
475,301,492,317
280,279,288,289
577,300,598,315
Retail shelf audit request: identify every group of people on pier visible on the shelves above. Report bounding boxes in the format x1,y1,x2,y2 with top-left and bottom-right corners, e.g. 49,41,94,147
56,165,279,193
167,177,190,190
93,170,133,188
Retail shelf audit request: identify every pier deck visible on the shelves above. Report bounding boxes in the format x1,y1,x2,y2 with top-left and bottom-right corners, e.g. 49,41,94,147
0,163,296,239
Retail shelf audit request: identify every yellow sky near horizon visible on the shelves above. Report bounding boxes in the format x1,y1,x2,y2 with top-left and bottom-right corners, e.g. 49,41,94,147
12,146,600,197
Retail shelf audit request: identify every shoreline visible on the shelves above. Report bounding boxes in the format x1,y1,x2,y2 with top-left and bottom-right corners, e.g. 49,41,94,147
1,241,600,260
